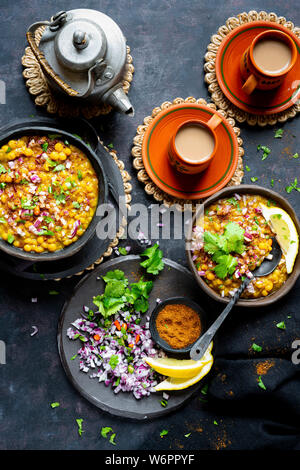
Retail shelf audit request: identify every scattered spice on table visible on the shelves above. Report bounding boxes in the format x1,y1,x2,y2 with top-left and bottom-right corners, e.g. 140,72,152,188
255,359,275,376
155,303,201,349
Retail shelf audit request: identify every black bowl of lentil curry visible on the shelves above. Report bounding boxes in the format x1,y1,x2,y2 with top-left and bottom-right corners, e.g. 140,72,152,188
186,185,300,307
0,126,107,261
149,297,207,356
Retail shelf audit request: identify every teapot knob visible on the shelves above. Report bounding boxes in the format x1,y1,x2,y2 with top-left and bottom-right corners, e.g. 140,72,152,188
73,30,89,50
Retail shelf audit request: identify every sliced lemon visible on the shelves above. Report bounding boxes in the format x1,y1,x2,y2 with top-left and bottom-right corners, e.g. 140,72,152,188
154,356,214,391
260,205,299,273
144,342,213,379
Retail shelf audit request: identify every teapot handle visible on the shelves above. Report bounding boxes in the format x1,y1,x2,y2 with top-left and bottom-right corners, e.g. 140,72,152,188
26,20,79,98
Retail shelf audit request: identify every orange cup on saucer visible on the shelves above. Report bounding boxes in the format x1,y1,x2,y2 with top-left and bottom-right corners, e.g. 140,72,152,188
168,114,222,175
240,29,298,95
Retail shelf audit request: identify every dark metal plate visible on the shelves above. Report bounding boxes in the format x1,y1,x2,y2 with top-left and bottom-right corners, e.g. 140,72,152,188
57,255,213,420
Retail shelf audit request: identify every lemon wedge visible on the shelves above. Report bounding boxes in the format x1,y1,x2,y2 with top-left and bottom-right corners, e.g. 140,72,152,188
260,205,299,273
144,342,213,379
154,356,214,391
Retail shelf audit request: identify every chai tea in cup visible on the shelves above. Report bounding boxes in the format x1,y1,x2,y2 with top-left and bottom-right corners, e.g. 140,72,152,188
168,114,222,175
253,38,292,74
240,29,297,95
174,124,215,163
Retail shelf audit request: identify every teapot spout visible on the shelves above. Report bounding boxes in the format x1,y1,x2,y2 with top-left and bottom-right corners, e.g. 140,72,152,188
103,86,134,116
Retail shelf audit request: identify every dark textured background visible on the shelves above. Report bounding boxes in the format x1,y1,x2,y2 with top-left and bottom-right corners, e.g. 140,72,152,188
0,0,299,451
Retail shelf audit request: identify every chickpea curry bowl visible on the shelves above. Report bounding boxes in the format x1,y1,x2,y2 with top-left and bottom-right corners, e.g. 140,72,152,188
186,185,300,307
0,128,107,261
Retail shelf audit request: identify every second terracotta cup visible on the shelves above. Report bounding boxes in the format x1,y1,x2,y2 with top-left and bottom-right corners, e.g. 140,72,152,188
240,29,297,95
168,113,222,175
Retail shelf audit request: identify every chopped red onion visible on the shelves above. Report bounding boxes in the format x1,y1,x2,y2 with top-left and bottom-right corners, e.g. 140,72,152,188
69,220,81,239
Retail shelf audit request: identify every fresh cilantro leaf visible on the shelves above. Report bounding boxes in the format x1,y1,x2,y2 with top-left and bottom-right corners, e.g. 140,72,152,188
109,355,119,370
285,178,300,193
43,216,55,224
204,232,227,254
109,433,116,445
223,222,245,254
0,164,7,174
276,321,286,330
160,429,168,438
257,145,271,161
101,426,113,438
46,158,57,167
53,164,65,172
7,234,15,244
258,376,266,391
118,247,128,255
251,343,262,352
292,153,299,159
251,176,258,182
48,133,62,140
214,254,237,279
274,129,283,138
42,142,49,152
140,243,164,275
72,201,81,209
76,418,84,436
77,170,83,180
50,402,60,408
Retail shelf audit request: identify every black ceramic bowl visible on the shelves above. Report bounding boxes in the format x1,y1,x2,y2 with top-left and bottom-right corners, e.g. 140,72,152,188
0,125,108,262
149,296,207,356
186,184,300,307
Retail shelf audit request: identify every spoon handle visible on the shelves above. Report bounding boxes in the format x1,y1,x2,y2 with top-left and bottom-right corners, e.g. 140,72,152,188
190,276,251,361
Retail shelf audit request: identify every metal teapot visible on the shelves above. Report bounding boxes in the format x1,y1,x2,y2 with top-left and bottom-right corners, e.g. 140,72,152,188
26,9,134,115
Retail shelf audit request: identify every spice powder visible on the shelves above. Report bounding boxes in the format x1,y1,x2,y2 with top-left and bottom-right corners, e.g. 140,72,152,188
155,303,201,349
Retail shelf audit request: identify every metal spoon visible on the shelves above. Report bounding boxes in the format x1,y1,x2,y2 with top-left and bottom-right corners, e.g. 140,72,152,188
190,238,282,361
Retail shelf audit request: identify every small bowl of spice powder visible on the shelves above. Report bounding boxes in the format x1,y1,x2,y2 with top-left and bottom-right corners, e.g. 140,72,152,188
149,297,206,355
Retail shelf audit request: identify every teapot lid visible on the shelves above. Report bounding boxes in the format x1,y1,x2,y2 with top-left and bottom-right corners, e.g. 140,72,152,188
55,17,107,71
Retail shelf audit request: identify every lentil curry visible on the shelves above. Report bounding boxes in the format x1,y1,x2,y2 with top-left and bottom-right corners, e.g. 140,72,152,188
0,135,98,253
191,194,288,299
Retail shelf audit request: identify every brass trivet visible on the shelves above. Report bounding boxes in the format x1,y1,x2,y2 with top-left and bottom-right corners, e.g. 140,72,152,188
204,10,300,126
131,96,244,210
22,26,134,119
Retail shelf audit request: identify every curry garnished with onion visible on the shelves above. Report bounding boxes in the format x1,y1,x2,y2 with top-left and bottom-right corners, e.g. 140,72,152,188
0,136,98,253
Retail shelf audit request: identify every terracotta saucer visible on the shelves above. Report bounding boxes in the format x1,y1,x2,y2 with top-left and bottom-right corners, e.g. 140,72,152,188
141,103,239,200
215,21,300,115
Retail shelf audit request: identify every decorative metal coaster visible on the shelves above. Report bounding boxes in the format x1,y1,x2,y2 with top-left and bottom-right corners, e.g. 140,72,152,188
204,10,300,126
131,96,244,210
21,26,134,119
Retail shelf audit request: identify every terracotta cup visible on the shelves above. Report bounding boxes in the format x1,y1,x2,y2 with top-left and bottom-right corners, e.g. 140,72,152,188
168,114,222,175
240,29,297,95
